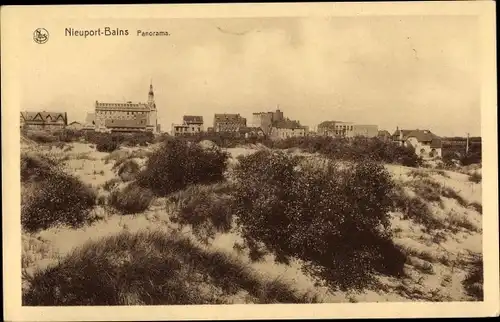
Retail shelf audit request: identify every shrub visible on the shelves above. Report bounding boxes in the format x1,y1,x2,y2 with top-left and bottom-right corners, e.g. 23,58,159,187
23,230,318,305
468,172,482,184
137,139,229,196
460,151,482,166
96,139,119,153
21,155,97,232
469,202,482,214
168,183,235,243
232,150,406,291
54,129,84,143
103,178,121,192
108,182,154,214
462,253,483,301
25,131,58,144
117,159,140,182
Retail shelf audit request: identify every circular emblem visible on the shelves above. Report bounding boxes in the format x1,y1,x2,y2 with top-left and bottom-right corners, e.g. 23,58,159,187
33,28,49,44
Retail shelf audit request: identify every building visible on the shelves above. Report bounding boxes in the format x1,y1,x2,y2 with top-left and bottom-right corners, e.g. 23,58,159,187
67,121,83,130
238,126,265,138
317,120,378,138
171,115,204,136
252,109,284,135
105,114,149,132
392,128,443,158
317,121,353,137
270,119,306,140
20,111,68,131
213,113,247,132
377,130,392,141
94,83,159,133
352,124,378,138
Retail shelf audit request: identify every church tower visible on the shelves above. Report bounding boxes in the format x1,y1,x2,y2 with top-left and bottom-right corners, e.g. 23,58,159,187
147,80,158,133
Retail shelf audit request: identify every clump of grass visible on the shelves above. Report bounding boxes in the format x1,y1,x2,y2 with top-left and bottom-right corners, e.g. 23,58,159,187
108,182,154,215
468,172,482,184
103,178,121,192
441,187,468,207
462,253,483,301
117,159,140,182
445,211,479,233
393,185,446,231
22,230,319,305
406,178,442,204
469,202,482,214
407,169,431,179
430,169,450,178
408,257,435,275
167,183,235,244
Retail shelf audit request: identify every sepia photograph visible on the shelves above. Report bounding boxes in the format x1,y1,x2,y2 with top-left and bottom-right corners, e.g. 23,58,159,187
2,2,498,321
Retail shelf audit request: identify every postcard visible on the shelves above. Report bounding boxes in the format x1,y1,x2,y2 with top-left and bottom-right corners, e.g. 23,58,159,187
2,2,498,321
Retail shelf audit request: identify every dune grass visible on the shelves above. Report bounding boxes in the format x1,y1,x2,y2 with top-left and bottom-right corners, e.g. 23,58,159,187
23,229,319,305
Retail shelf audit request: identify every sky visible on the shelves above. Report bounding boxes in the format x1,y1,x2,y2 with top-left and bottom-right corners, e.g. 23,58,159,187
19,15,481,136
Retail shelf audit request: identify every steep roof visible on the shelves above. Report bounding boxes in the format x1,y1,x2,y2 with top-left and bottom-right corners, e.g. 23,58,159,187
21,111,67,124
378,130,391,137
392,129,416,139
214,114,245,122
394,129,442,147
183,115,203,124
406,130,437,142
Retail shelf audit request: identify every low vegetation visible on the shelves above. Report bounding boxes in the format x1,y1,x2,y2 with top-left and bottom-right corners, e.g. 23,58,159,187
468,172,482,184
168,183,235,244
108,182,154,214
136,139,229,196
23,230,318,305
117,159,140,182
20,133,484,304
462,253,484,301
21,153,97,232
230,150,407,291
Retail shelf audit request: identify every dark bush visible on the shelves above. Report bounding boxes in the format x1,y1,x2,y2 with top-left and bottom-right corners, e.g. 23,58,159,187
21,154,97,232
117,159,140,182
460,151,482,166
96,139,120,153
231,150,406,291
25,131,58,144
136,139,229,196
469,202,482,214
54,129,85,143
23,230,318,305
108,182,154,214
468,172,482,184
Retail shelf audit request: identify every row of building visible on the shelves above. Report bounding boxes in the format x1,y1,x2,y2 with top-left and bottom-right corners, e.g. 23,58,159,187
20,82,443,158
20,83,161,134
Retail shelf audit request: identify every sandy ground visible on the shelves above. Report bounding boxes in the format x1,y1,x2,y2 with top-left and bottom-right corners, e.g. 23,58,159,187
21,142,483,303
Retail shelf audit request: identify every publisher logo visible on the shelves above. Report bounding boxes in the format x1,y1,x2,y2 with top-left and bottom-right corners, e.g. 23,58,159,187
33,28,49,44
